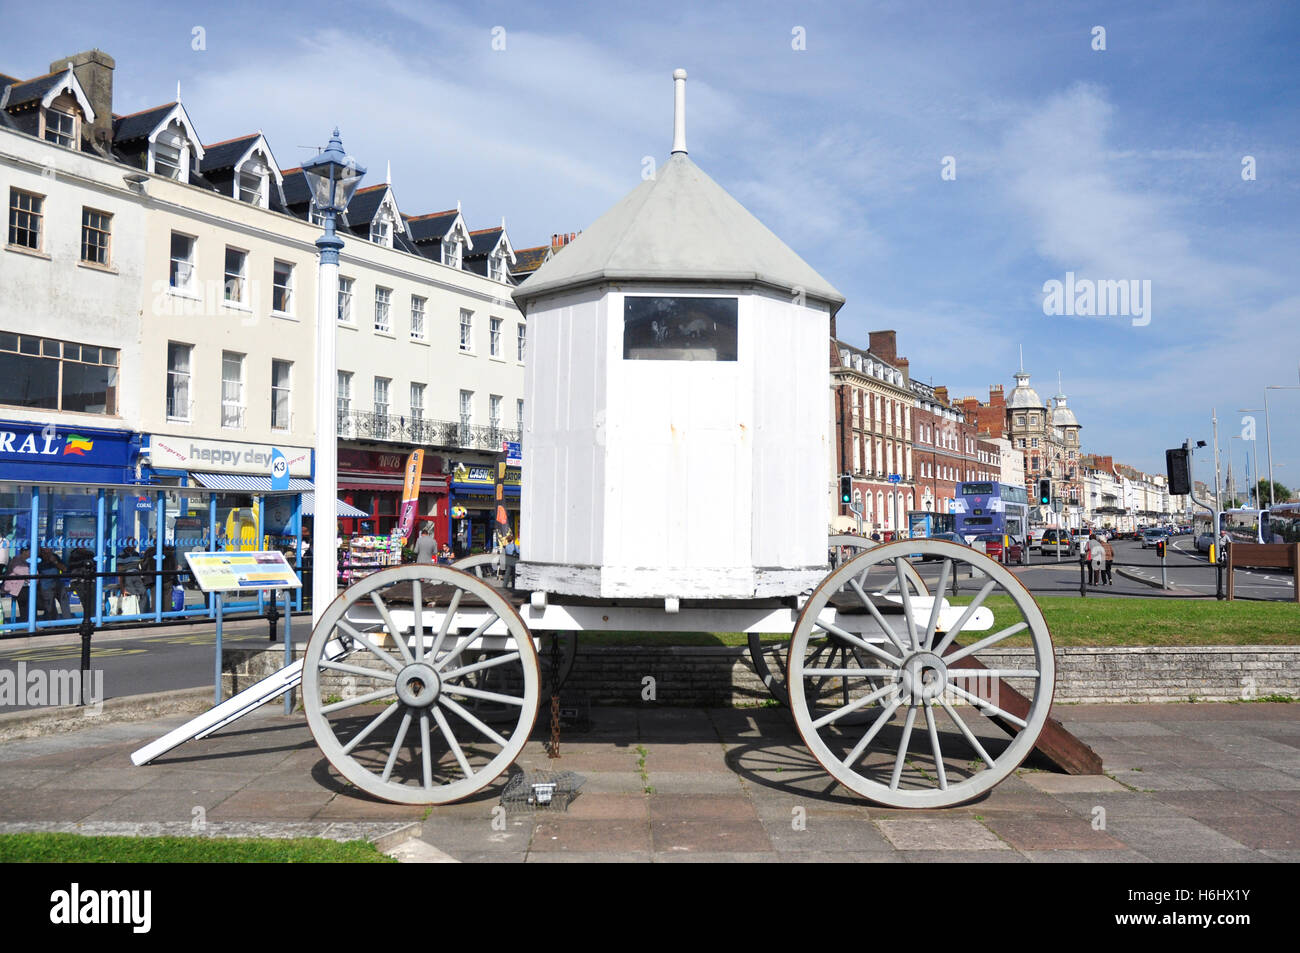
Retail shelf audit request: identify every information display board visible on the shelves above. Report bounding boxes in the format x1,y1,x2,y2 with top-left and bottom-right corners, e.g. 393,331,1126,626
184,551,302,592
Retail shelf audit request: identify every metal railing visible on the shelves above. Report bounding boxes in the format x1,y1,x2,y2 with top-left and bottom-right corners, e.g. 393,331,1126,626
337,410,520,450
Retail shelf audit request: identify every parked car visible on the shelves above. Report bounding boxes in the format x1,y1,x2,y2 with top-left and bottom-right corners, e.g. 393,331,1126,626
920,532,967,560
973,533,1025,564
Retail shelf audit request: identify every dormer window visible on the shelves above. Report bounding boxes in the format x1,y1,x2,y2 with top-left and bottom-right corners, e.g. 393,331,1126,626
44,108,77,148
153,125,187,181
309,201,326,227
488,249,507,282
370,216,391,247
236,155,268,207
443,238,462,268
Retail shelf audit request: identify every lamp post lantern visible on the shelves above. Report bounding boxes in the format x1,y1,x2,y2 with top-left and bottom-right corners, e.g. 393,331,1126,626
301,130,366,627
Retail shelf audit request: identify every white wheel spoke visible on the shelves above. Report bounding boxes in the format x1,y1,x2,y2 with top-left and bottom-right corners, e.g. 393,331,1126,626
431,588,463,661
441,651,522,681
370,592,413,665
336,620,405,672
412,581,424,663
889,706,919,790
340,700,401,754
811,681,899,730
937,698,996,769
433,706,473,779
320,659,398,682
848,578,908,654
895,558,920,651
924,560,952,651
814,619,904,668
803,667,896,678
443,683,526,707
924,705,948,791
844,699,901,766
942,622,1029,664
932,579,998,657
419,713,433,790
321,686,397,714
433,613,498,672
946,684,1029,729
948,669,1039,678
382,710,413,783
439,695,510,748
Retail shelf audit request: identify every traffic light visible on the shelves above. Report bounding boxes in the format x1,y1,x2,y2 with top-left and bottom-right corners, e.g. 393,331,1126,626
1037,478,1051,506
1156,539,1166,558
1165,448,1191,496
839,473,853,506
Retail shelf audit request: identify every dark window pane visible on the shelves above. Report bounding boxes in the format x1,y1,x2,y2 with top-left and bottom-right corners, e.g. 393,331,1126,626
0,333,16,351
61,362,116,414
623,296,738,361
19,336,39,355
0,351,59,409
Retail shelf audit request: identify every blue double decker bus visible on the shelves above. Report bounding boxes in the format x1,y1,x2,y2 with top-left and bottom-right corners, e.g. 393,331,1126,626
953,482,1029,549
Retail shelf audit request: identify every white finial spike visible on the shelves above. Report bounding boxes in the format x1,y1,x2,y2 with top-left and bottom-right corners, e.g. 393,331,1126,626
385,160,391,185
456,198,461,212
1019,344,1024,372
671,68,688,155
501,215,506,230
176,81,181,103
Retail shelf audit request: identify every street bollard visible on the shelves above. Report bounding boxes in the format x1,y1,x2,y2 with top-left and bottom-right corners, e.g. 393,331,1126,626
73,564,97,706
1079,554,1087,598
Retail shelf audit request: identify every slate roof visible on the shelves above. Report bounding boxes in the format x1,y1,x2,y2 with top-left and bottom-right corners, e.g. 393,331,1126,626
0,73,21,91
199,133,261,172
278,168,312,208
3,70,64,108
465,227,503,259
514,152,844,312
344,184,388,226
406,210,458,244
511,245,550,276
112,103,176,142
1007,371,1046,410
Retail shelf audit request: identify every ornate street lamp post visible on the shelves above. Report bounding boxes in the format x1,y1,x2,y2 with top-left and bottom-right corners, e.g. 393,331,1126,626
301,130,366,626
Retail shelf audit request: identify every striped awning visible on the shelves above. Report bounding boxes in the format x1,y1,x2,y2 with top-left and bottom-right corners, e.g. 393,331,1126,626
190,472,367,518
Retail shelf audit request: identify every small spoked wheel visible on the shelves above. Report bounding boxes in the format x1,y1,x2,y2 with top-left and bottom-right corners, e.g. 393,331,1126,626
748,535,928,708
303,564,539,805
789,539,1054,808
452,553,502,584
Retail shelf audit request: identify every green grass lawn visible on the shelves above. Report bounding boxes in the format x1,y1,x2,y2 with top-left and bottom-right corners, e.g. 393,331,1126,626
575,596,1299,648
0,833,395,863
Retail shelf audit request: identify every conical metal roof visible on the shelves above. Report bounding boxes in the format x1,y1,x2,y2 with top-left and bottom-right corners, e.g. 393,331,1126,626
513,84,844,314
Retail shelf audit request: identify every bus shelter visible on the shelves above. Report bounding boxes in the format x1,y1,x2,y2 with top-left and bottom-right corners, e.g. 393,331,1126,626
0,480,361,634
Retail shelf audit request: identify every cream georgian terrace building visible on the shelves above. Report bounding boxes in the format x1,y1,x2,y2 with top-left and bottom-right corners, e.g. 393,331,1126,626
2,49,541,552
830,335,914,533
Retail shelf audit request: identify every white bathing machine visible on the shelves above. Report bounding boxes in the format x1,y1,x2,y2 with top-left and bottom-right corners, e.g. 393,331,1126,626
136,72,1061,815
512,106,843,600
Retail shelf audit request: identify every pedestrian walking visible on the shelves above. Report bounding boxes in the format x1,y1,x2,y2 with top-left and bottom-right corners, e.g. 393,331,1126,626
1087,534,1105,587
413,524,438,564
500,531,520,589
2,550,30,623
1101,537,1115,586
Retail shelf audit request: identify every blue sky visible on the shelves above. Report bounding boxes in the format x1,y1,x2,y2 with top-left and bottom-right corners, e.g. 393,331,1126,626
4,0,1297,495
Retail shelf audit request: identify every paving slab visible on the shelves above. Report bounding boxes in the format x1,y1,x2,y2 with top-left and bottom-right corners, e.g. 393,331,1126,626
901,849,1027,862
877,818,1009,850
981,815,1127,851
1022,849,1150,862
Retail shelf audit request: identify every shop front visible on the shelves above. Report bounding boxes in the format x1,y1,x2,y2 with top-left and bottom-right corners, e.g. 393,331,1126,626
449,459,520,556
0,419,139,566
337,447,449,545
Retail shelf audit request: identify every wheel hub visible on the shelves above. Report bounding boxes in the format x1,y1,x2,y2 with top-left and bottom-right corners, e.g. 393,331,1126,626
395,662,441,708
898,651,947,705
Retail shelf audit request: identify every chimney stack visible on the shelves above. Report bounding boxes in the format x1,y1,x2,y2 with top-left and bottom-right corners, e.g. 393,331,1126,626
868,329,898,365
52,50,114,152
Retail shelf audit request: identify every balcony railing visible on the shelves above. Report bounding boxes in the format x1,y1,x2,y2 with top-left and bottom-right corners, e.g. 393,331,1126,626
338,410,521,450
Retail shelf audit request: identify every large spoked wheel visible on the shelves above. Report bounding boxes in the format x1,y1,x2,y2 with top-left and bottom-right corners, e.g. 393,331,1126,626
748,535,928,707
789,539,1054,808
303,564,540,805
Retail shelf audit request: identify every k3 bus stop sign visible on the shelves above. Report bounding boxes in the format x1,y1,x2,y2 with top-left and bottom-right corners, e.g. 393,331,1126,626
184,551,302,592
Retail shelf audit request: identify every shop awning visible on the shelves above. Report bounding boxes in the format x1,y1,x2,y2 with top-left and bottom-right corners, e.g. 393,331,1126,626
190,472,367,517
339,474,449,492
